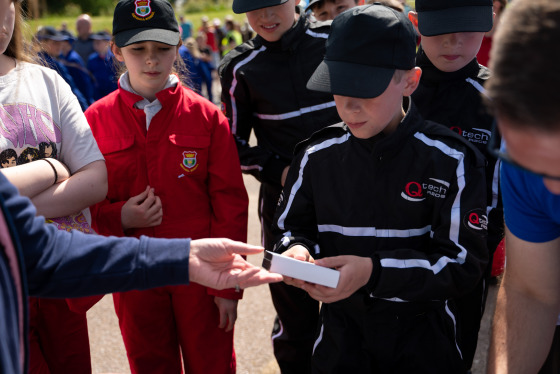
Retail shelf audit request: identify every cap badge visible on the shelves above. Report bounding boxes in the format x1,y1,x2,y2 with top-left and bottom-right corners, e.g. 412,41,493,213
134,0,154,20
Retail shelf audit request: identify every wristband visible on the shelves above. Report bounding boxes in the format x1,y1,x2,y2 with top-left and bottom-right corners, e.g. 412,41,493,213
42,158,58,185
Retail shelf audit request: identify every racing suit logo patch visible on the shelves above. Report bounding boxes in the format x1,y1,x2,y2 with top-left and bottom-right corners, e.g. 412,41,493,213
401,181,425,202
401,178,449,202
450,126,491,145
180,151,199,173
464,209,488,232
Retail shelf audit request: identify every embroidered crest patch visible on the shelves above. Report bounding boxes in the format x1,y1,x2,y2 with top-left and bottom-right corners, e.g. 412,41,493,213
134,0,153,19
181,151,199,173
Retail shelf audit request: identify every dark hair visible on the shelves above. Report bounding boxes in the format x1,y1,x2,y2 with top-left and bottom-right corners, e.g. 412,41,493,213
486,0,560,130
17,147,40,165
0,149,17,167
39,141,57,158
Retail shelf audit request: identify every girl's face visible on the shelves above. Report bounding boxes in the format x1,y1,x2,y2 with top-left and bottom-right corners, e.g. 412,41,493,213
113,41,178,101
0,0,15,55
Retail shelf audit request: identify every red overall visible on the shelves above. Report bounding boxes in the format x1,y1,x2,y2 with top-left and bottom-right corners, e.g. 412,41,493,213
86,81,248,374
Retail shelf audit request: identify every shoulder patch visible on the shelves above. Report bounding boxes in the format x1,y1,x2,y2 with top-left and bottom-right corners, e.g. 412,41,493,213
463,208,488,234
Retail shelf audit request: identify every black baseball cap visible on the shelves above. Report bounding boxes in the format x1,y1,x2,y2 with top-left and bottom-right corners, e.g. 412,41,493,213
232,0,289,14
307,4,416,98
415,0,493,36
113,0,180,48
36,26,67,42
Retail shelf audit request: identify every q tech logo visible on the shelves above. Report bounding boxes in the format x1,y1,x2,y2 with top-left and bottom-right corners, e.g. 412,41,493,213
450,126,491,145
401,178,450,202
463,209,488,232
401,181,425,202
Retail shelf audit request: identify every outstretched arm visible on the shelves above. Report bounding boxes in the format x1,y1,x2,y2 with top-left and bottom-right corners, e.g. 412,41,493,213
189,238,283,290
487,227,560,374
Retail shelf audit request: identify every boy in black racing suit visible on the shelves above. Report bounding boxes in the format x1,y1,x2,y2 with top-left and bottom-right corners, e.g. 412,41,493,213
273,4,488,373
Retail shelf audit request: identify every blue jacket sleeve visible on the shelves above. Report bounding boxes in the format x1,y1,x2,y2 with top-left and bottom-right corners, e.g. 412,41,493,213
0,174,190,298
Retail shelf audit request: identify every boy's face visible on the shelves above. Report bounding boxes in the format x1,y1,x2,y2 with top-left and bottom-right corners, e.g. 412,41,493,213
246,0,300,42
499,117,560,195
334,68,421,139
420,31,485,72
312,0,357,22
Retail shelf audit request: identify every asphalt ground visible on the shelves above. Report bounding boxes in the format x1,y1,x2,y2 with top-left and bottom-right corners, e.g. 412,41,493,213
87,172,498,374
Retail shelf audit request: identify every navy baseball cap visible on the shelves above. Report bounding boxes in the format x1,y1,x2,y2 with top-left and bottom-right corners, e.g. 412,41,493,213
307,4,416,98
59,30,76,43
113,0,180,48
415,0,493,36
232,0,289,14
91,31,112,41
36,26,67,42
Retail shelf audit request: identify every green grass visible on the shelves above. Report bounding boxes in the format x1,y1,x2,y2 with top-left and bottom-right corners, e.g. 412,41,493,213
24,1,246,40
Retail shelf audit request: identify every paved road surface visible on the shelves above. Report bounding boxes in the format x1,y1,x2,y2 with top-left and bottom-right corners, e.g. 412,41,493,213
87,173,497,373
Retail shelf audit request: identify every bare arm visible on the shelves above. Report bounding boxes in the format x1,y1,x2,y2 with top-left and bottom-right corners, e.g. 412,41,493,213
31,160,108,218
487,227,560,374
0,159,70,198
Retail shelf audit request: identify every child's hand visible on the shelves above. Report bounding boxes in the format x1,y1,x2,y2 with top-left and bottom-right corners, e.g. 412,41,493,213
214,296,238,332
121,186,163,230
301,255,373,304
281,245,314,288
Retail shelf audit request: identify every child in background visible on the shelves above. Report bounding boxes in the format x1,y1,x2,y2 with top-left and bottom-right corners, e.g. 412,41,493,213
0,1,108,372
408,1,502,371
305,0,359,21
195,32,215,103
178,37,204,95
86,0,249,373
35,26,90,111
87,30,118,101
219,0,341,371
59,30,95,106
274,4,488,372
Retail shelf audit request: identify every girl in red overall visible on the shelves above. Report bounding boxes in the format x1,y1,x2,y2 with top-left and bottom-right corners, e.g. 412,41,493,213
85,0,249,372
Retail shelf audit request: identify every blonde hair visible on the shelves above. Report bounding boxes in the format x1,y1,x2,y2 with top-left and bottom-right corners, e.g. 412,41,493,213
184,37,201,59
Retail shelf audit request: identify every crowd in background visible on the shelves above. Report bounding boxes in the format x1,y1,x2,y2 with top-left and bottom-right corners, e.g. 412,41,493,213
30,11,256,109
